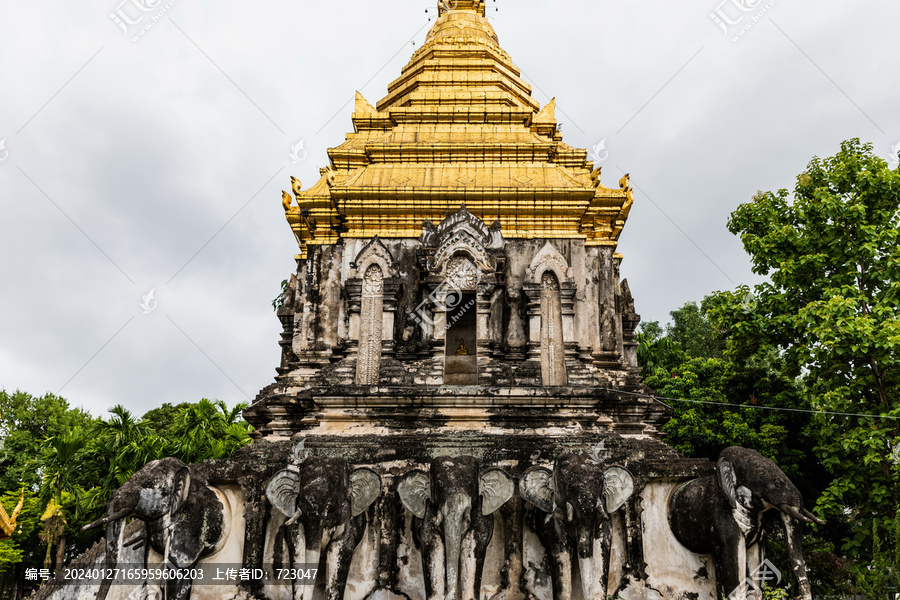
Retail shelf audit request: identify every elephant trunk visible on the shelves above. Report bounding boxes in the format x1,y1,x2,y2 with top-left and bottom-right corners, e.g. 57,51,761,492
96,516,127,600
292,521,312,600
779,504,823,526
578,553,595,600
780,511,812,600
576,529,607,600
442,493,471,600
81,508,132,532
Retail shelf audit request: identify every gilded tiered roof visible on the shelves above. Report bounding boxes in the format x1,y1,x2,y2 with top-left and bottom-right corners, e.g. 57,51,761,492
284,0,633,259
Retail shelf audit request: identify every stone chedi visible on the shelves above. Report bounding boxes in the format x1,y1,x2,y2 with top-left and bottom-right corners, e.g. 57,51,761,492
41,2,823,600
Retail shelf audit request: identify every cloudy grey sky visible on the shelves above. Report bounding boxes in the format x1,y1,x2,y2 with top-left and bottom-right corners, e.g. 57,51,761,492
1,0,897,419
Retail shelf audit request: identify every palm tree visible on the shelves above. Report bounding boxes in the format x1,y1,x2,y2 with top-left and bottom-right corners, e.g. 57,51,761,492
38,428,86,571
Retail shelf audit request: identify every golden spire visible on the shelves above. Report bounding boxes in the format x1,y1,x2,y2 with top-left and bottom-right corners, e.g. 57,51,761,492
283,1,633,259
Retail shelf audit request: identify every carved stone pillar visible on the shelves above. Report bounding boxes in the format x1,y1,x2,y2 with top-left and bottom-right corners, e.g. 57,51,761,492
540,272,567,386
523,283,542,360
346,237,399,384
276,276,298,377
594,246,622,368
621,279,641,373
506,289,526,361
356,264,385,385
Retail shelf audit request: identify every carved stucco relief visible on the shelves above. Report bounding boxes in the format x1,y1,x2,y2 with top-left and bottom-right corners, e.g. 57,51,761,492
540,271,567,386
356,264,384,385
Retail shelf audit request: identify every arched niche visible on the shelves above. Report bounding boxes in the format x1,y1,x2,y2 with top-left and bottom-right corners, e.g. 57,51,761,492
356,264,384,385
524,243,577,369
540,271,567,386
347,237,399,385
441,254,480,385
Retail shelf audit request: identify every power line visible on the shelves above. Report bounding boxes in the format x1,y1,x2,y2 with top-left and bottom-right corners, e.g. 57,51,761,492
597,388,900,421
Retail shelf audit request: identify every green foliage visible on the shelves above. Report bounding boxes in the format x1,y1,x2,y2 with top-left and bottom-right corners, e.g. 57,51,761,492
273,279,289,311
666,301,726,360
708,139,900,574
0,391,96,491
854,513,900,598
636,301,725,377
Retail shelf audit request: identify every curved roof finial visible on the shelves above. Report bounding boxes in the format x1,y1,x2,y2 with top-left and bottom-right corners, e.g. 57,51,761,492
438,0,486,17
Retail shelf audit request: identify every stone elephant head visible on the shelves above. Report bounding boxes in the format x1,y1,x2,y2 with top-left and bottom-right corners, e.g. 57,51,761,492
668,446,824,600
398,456,514,600
83,457,227,600
521,453,635,600
266,450,381,600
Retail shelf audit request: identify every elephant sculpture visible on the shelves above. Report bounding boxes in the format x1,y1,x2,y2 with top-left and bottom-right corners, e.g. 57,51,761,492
398,456,515,600
520,452,635,600
668,446,824,600
83,457,227,600
265,443,381,600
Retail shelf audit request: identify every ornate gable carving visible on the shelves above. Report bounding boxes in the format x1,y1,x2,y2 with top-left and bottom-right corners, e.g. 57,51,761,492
350,236,397,279
527,242,572,284
428,206,502,272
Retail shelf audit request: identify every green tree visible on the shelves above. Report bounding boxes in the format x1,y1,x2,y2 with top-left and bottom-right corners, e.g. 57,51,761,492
0,490,42,600
38,429,89,572
666,300,726,359
167,399,251,464
708,139,900,592
0,391,96,491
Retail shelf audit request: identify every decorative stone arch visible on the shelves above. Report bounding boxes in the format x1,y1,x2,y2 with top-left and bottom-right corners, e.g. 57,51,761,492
523,242,577,373
526,242,573,285
349,236,396,280
346,237,400,385
431,231,492,275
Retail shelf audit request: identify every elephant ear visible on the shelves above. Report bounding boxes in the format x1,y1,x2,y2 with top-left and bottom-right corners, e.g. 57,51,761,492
398,470,431,519
717,457,739,509
602,467,634,514
266,469,300,518
479,468,514,516
349,468,381,517
171,466,191,516
520,467,554,513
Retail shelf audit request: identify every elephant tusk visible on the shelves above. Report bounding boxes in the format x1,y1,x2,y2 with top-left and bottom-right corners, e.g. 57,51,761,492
802,507,825,525
81,508,133,532
780,504,815,524
285,509,303,527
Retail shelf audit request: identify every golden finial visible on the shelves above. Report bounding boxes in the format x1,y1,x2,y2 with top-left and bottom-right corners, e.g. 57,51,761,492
438,0,486,17
291,176,303,199
619,173,631,190
282,191,293,211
